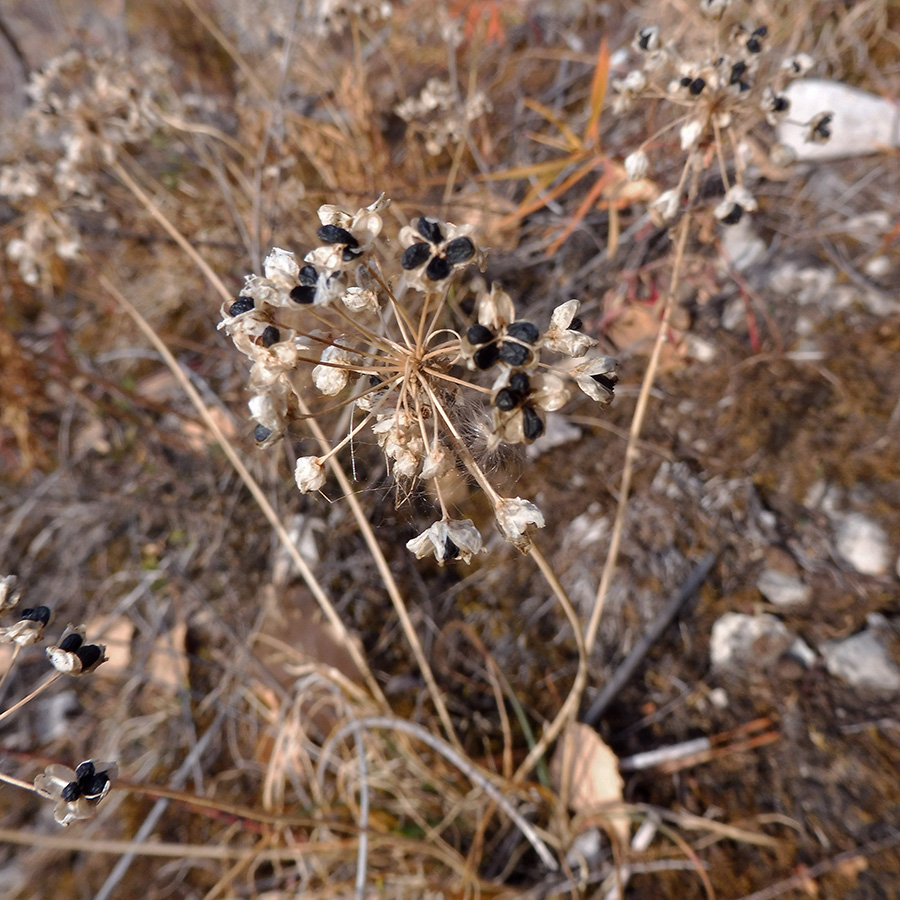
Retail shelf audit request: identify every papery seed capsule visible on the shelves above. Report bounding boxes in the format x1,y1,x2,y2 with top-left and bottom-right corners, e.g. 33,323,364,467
229,296,254,316
401,242,433,270
522,406,544,440
417,217,444,244
506,321,540,343
498,341,531,367
254,424,272,443
425,256,451,281
317,224,358,247
20,606,52,625
260,326,281,348
444,236,475,264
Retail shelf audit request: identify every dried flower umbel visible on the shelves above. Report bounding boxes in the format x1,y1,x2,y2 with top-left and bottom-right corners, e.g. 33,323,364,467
34,759,118,826
221,197,617,558
616,2,832,225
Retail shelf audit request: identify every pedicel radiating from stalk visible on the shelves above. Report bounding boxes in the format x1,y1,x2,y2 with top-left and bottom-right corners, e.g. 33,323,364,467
219,196,619,558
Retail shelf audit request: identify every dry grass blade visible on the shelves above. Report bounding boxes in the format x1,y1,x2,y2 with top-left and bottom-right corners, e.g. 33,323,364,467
317,715,560,871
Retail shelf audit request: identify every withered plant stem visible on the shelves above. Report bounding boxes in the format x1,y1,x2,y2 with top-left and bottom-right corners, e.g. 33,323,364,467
585,202,695,662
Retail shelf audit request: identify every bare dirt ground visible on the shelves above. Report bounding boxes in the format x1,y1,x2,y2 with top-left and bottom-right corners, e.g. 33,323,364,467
1,1,899,898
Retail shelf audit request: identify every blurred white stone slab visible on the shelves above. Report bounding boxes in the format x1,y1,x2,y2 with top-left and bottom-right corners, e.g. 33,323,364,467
777,79,900,161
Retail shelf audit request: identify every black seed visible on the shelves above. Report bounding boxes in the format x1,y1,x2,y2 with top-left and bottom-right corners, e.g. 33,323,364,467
591,372,618,393
260,326,280,348
637,28,654,50
442,537,460,561
466,323,494,345
498,341,531,367
522,406,544,441
290,284,316,304
75,644,103,670
738,80,751,93
401,241,433,270
509,372,531,395
444,236,475,264
75,761,96,780
20,606,51,625
59,633,84,653
342,245,364,262
494,388,519,411
752,25,768,37
425,255,451,281
680,76,693,87
298,264,318,286
689,77,705,95
417,217,444,244
317,224,358,247
369,374,383,386
773,95,789,112
62,781,82,802
229,296,254,316
720,203,743,226
254,424,272,443
506,320,540,343
80,772,110,799
729,61,746,85
570,316,583,331
746,37,761,53
473,343,500,370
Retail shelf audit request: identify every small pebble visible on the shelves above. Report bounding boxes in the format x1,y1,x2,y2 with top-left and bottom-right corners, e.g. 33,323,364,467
757,569,811,607
834,513,890,576
820,629,900,694
710,612,794,669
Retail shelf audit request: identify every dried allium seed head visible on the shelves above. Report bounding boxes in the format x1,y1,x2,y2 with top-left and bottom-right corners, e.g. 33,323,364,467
624,149,649,182
294,456,327,493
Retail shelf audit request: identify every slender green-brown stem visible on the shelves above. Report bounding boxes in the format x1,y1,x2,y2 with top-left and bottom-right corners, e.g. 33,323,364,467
0,672,62,725
0,643,21,704
295,395,463,752
585,207,694,662
97,273,388,709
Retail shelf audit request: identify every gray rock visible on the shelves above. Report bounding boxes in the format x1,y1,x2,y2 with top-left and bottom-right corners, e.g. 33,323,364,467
777,79,900,161
834,513,890,576
757,569,811,607
820,630,900,693
710,612,794,669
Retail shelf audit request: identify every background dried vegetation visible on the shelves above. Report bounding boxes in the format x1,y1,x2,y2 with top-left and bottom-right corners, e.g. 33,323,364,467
1,0,900,898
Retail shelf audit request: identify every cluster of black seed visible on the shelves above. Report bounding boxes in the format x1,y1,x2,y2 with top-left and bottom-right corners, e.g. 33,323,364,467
401,218,476,282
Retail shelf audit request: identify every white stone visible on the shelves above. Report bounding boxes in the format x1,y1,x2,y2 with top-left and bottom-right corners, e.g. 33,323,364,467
777,79,900,161
820,630,900,693
757,569,811,607
834,513,890,575
710,612,794,669
720,217,766,272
